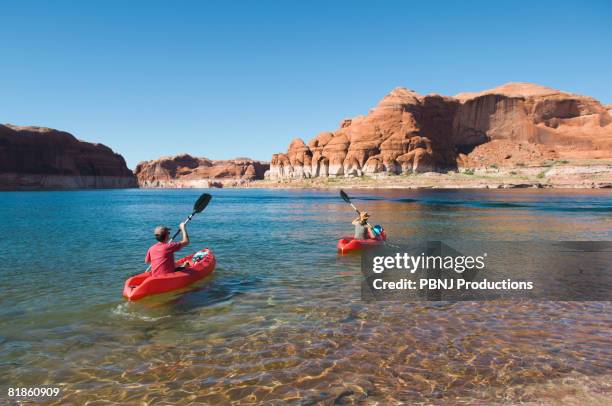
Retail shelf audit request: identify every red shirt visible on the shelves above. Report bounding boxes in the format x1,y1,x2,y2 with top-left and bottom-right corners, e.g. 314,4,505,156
145,242,182,276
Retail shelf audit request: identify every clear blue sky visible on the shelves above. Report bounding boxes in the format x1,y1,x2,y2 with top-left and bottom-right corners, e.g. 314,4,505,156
1,0,610,168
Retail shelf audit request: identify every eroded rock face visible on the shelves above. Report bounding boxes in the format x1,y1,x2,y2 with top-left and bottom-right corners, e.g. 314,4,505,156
269,83,612,178
135,154,269,187
0,124,137,189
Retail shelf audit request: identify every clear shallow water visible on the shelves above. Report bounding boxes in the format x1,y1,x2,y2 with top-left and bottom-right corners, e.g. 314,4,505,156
0,188,610,404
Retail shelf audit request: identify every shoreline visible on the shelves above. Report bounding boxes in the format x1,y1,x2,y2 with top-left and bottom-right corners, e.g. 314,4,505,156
142,162,612,190
2,163,611,191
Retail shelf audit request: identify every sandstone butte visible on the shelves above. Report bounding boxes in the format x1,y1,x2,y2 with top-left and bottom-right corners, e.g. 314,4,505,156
134,154,269,188
267,82,612,180
0,124,137,190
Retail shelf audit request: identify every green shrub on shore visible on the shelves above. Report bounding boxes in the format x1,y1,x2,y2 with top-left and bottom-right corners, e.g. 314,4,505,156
542,159,570,166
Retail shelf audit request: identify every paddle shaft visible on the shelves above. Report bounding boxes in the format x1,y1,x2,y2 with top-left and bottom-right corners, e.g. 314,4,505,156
340,190,361,214
340,190,382,240
170,212,195,241
341,190,373,228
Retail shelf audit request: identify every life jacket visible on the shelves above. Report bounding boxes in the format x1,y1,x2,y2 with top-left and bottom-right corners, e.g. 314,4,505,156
372,225,386,240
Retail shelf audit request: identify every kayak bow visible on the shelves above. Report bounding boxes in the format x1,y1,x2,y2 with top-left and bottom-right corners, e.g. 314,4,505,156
337,235,386,254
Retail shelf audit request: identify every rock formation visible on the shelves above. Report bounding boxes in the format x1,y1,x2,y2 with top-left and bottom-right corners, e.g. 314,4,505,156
268,83,612,179
135,154,269,187
0,124,137,190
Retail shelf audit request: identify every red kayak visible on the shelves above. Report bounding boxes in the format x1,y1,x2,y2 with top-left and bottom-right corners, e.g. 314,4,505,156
337,234,386,254
123,248,216,301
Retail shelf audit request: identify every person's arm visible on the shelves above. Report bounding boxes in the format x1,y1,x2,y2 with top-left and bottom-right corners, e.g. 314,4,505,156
178,222,190,248
352,217,360,225
145,249,151,264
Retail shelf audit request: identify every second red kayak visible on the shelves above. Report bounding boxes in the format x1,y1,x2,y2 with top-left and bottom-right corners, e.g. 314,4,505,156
123,248,216,301
337,235,386,254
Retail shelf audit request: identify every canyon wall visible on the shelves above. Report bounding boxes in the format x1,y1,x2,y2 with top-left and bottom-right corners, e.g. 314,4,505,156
0,124,137,190
135,154,269,187
268,83,612,179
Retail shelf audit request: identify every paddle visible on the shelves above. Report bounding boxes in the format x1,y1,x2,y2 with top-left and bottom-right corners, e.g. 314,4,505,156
339,190,392,245
340,189,387,242
144,193,212,273
340,189,361,214
168,193,212,242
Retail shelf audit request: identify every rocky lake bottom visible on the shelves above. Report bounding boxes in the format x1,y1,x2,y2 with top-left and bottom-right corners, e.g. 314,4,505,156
0,188,610,404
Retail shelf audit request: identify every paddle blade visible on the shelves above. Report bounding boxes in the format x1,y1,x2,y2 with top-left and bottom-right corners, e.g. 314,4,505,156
193,193,212,213
340,189,351,204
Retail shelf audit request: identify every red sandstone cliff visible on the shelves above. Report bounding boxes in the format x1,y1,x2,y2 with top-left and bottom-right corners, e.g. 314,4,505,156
268,83,612,179
0,124,137,189
135,154,269,187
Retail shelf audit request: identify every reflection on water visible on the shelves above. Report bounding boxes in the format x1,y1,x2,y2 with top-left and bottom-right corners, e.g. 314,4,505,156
0,188,610,404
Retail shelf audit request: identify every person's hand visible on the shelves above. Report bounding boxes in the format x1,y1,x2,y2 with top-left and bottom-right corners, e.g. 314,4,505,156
179,222,187,231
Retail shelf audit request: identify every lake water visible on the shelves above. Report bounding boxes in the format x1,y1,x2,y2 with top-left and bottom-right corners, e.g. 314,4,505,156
0,188,610,404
